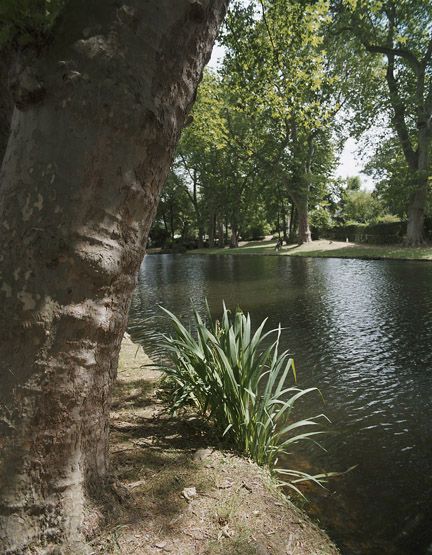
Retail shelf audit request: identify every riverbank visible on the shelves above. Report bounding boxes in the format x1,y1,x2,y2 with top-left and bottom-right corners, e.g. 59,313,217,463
169,239,432,261
92,335,339,554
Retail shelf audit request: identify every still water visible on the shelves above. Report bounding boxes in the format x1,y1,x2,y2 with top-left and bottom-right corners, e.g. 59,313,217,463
128,254,432,554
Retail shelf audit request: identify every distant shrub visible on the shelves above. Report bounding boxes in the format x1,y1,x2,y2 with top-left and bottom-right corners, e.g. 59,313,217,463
242,222,272,241
324,221,405,244
375,214,401,224
160,302,330,495
309,207,333,232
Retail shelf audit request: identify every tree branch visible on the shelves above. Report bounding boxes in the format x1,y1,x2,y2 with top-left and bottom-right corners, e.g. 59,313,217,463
422,36,432,66
386,52,417,169
365,43,421,73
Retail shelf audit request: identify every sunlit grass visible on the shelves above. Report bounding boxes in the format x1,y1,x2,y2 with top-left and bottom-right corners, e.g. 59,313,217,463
288,245,432,260
188,240,432,260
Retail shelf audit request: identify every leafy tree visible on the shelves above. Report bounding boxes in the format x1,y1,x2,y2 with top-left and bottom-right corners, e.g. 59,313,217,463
343,188,384,223
171,69,267,248
155,170,195,245
222,0,340,243
365,134,432,221
337,0,432,244
346,175,362,191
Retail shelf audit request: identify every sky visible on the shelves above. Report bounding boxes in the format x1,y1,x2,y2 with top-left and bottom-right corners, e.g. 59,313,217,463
208,44,376,191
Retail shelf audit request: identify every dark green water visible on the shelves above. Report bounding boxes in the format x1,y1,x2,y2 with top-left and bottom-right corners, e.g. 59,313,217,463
128,254,432,555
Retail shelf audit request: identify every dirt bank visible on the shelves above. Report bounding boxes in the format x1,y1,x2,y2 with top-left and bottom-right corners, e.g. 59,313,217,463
92,335,339,554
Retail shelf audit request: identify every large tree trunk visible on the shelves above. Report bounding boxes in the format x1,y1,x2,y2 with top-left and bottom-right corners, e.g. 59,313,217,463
383,52,431,246
406,184,428,246
0,1,228,553
230,223,239,248
0,48,13,162
291,195,311,244
405,134,430,246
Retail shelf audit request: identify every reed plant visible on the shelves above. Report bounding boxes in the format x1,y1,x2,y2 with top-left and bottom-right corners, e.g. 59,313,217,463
160,302,330,494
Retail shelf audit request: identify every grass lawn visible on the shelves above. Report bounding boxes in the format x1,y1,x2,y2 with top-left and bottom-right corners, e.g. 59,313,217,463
188,239,432,261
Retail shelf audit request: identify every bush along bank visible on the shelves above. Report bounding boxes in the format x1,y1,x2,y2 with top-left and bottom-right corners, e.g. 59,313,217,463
320,218,432,245
322,221,405,244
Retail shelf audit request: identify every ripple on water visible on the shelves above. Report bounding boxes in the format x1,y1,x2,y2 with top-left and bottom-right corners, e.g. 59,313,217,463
128,254,432,555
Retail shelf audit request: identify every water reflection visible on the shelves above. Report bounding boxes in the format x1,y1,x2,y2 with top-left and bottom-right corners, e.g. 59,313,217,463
128,254,432,554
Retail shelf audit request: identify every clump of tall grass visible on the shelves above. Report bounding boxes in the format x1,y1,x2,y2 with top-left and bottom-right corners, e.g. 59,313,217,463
160,302,330,494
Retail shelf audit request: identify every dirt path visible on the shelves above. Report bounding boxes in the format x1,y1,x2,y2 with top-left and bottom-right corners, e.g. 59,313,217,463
92,335,339,554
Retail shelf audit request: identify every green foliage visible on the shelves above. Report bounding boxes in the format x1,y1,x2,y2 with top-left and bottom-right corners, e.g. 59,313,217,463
309,205,334,231
155,171,194,244
345,176,361,192
326,221,406,244
337,0,432,231
0,0,64,48
221,0,340,236
375,214,402,224
343,189,384,224
365,135,432,218
161,303,329,494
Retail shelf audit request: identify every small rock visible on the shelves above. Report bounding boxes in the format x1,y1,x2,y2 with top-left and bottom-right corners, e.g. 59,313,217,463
221,524,233,538
127,479,146,489
193,448,212,462
181,486,197,501
217,479,234,489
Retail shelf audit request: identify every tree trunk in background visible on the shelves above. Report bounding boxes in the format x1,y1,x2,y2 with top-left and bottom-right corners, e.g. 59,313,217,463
218,219,225,247
0,1,228,553
170,204,175,241
208,212,215,248
406,184,428,245
291,194,311,244
405,132,430,245
224,215,229,244
281,201,289,244
288,202,295,242
230,224,239,248
198,226,205,248
297,206,312,244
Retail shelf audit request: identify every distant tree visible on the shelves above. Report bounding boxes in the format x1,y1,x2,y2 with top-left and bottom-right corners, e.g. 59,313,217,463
365,134,432,220
154,171,194,244
346,175,362,191
343,189,384,223
222,0,340,243
337,0,432,244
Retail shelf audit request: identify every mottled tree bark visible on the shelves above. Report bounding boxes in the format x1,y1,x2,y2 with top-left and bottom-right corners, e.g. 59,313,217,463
406,183,428,245
288,202,296,242
383,49,431,245
290,194,311,244
0,48,14,163
230,224,239,248
0,1,228,553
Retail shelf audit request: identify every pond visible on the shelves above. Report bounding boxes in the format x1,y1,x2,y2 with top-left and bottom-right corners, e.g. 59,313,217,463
128,253,432,555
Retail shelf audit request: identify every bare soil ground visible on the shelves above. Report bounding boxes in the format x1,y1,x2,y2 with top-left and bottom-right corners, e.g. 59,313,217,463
91,335,339,554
